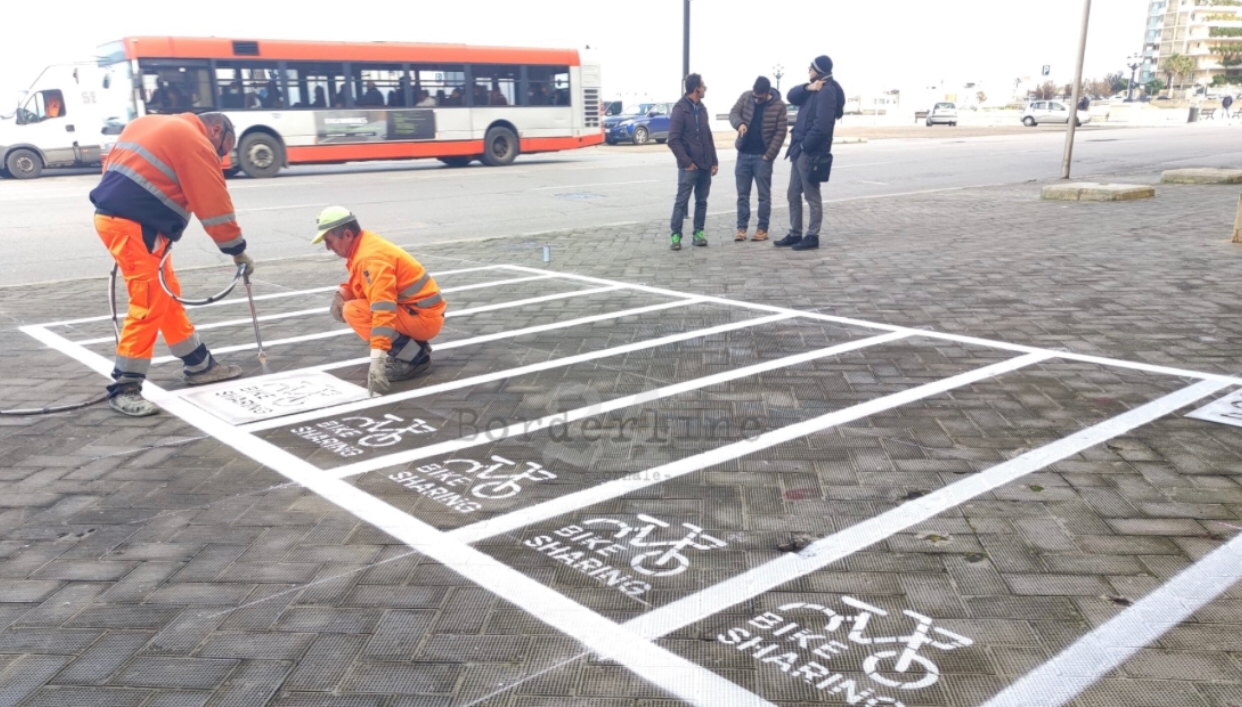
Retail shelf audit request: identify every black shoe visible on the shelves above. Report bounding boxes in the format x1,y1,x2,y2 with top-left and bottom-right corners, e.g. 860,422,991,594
790,235,820,251
773,234,802,247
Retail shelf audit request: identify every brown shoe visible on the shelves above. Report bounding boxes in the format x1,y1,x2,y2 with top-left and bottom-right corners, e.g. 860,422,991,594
752,229,769,242
735,229,747,242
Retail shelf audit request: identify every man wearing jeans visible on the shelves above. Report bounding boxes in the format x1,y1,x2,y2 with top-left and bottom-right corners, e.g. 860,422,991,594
667,73,718,250
776,55,841,252
729,77,788,242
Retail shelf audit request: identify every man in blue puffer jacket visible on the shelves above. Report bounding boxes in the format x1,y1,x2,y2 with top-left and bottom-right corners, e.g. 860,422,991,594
775,55,842,252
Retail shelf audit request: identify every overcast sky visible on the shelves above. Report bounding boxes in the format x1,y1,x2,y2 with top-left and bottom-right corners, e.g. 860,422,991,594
1,0,1146,108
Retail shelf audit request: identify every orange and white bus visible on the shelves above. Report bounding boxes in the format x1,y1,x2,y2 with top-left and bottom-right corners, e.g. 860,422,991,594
92,36,604,178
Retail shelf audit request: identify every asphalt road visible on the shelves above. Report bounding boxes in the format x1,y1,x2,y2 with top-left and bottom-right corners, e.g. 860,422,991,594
2,124,1241,288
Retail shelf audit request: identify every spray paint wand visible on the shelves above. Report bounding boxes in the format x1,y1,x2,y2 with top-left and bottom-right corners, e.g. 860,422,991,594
242,273,267,364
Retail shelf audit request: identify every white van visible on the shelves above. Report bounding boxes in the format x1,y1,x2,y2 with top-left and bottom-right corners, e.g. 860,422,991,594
0,64,133,179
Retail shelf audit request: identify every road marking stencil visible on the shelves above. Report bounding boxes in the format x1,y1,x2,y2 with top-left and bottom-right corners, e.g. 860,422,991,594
24,262,1242,707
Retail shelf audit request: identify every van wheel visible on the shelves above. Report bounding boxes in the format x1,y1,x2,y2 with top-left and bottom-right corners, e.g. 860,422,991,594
925,119,933,127
633,126,650,145
1022,117,1036,127
238,133,283,178
438,156,473,167
5,149,43,180
481,126,519,166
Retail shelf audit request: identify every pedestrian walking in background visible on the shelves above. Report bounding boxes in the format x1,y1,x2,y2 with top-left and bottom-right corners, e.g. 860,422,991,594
776,55,843,252
1223,94,1234,122
667,73,718,251
729,76,788,243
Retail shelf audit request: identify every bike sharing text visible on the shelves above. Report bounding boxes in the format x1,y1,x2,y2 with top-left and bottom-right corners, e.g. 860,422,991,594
288,413,438,459
523,514,727,598
716,597,974,706
386,454,558,514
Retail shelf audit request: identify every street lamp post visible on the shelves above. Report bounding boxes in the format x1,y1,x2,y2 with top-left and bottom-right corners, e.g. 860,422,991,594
773,65,785,92
682,0,691,92
1126,53,1141,102
1061,0,1092,180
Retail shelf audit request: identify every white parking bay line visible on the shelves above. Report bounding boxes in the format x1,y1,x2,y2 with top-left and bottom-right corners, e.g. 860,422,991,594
980,526,1242,707
40,265,508,328
325,328,899,477
74,274,566,346
623,378,1230,641
242,298,708,432
147,285,629,363
23,323,779,707
451,349,1049,544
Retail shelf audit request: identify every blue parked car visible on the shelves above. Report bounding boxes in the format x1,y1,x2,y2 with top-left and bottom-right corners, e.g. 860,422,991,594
604,102,674,145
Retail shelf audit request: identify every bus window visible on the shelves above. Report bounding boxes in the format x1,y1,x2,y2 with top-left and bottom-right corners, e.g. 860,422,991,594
411,64,466,107
216,61,282,109
138,61,213,114
473,64,518,107
286,63,348,109
526,66,570,106
352,65,407,108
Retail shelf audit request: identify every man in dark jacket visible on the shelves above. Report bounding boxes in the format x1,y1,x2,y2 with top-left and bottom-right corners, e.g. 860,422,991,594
729,77,788,242
776,55,840,252
667,73,719,250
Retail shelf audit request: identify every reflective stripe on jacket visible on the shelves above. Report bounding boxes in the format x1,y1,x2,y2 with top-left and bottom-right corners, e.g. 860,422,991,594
89,114,245,255
343,231,442,350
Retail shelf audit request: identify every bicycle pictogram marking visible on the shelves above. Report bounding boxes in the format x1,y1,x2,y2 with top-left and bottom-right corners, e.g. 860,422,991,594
584,513,727,577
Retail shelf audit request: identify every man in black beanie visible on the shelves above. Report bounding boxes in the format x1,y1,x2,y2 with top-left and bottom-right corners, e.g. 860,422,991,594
776,55,840,251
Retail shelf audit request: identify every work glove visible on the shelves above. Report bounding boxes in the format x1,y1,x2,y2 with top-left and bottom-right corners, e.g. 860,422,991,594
329,290,346,323
367,349,390,397
233,252,255,278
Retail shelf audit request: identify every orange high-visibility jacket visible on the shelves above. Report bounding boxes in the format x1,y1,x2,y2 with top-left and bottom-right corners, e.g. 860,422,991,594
343,231,442,350
89,114,246,255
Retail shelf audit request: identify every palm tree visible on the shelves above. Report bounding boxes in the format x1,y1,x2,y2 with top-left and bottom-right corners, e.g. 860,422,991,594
1163,54,1197,97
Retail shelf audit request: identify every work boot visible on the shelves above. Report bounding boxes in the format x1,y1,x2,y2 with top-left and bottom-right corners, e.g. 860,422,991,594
773,233,802,247
387,344,431,382
735,229,747,242
670,233,682,251
108,383,159,417
790,235,820,251
752,229,769,242
692,230,708,247
184,361,244,386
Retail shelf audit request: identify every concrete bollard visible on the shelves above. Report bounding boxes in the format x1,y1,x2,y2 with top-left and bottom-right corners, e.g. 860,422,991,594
1234,195,1242,244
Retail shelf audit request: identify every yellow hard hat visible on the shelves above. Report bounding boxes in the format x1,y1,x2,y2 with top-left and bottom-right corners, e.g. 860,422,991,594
312,206,356,244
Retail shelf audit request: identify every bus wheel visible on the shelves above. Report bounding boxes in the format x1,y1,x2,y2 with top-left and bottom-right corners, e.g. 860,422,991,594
238,133,283,179
481,126,519,166
5,149,43,180
438,156,473,167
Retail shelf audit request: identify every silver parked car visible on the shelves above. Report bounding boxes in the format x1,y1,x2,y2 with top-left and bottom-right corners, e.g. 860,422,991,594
1022,101,1091,127
926,102,958,126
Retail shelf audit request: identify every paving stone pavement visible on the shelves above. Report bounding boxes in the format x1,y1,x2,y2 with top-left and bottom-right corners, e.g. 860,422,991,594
0,169,1241,707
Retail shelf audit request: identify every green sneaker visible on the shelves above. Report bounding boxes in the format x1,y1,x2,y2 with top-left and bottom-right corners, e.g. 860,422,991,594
670,233,682,251
692,230,708,247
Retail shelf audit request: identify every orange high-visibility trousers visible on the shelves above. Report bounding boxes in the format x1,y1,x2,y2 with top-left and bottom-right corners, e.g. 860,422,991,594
343,298,445,360
95,214,210,386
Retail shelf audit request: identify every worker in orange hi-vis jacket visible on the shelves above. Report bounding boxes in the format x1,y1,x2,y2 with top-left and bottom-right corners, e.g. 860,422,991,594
313,206,445,397
89,112,255,417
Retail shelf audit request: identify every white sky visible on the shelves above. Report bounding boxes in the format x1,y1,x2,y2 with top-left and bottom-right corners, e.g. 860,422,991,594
1,0,1147,108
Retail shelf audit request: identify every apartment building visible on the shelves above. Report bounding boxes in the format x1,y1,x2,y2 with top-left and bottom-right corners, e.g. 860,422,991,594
1144,0,1242,92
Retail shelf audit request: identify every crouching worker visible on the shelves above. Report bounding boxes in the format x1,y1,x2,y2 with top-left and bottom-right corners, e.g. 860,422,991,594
313,207,446,396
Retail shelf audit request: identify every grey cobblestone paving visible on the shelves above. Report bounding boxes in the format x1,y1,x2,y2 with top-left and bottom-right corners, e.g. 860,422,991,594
0,170,1241,706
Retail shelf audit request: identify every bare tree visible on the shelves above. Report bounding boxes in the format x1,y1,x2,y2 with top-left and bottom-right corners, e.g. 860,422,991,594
1030,81,1059,100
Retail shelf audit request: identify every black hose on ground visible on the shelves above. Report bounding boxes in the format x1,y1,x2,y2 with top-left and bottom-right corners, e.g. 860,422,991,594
0,392,109,416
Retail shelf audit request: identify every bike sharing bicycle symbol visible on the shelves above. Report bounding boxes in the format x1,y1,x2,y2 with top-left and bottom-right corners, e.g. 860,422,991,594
387,451,559,514
716,597,974,706
289,413,439,459
523,514,728,598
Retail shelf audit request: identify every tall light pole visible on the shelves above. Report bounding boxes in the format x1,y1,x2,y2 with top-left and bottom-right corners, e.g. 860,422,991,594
1126,53,1141,102
682,0,691,94
1061,0,1092,180
773,64,785,92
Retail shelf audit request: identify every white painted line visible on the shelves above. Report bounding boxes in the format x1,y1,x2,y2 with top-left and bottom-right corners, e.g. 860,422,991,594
146,284,630,363
22,323,778,707
981,525,1242,707
329,326,896,479
527,180,659,190
240,296,755,429
38,265,508,328
451,349,1049,544
70,274,565,345
229,180,323,189
498,266,1242,387
622,378,1230,641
